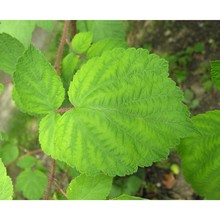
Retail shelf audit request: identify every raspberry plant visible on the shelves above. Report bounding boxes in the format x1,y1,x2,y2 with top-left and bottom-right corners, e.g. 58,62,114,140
0,20,220,200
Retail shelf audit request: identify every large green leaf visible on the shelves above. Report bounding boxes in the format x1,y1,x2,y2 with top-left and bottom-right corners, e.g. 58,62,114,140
0,158,13,200
14,45,65,115
55,48,194,176
0,33,25,74
71,32,93,54
211,60,220,90
66,174,112,200
0,20,36,47
16,169,47,200
178,110,220,199
39,112,61,158
86,38,128,59
77,20,127,42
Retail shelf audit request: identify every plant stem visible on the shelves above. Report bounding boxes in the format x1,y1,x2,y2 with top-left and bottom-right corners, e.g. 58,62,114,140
54,180,67,198
56,107,74,113
44,158,56,200
70,20,76,39
54,20,70,75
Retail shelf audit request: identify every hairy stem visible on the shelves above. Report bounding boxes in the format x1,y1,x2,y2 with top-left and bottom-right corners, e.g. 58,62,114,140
54,20,70,75
44,158,56,200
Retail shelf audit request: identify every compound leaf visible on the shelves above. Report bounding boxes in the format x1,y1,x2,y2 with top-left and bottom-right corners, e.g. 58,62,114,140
112,194,144,200
0,158,13,200
71,32,93,54
66,174,112,200
0,33,25,74
55,48,194,176
77,20,127,42
39,112,61,158
86,38,128,59
178,110,220,199
16,169,47,200
14,45,65,115
211,60,220,90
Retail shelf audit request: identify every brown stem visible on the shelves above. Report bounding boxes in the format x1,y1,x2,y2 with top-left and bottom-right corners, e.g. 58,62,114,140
2,79,12,85
54,20,70,75
54,180,67,198
44,158,56,200
56,107,73,113
70,20,76,39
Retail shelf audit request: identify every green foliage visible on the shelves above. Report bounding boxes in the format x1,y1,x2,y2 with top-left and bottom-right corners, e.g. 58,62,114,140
16,169,47,200
0,33,25,74
112,194,144,200
183,89,199,110
86,38,128,58
14,45,65,115
0,142,19,164
0,159,13,199
0,83,3,94
210,60,220,90
55,48,194,176
178,110,220,199
39,113,61,158
35,20,55,31
67,174,112,200
16,155,36,169
71,32,93,54
77,20,127,42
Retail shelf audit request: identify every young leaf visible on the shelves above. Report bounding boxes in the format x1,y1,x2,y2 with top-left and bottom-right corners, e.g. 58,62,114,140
86,38,128,59
16,155,36,169
0,142,19,164
0,83,4,94
77,20,127,42
210,60,220,90
0,20,36,47
14,45,65,115
0,158,13,200
55,48,194,176
39,112,61,158
178,110,220,199
71,32,93,54
112,194,144,200
0,33,25,74
66,174,112,200
16,169,47,200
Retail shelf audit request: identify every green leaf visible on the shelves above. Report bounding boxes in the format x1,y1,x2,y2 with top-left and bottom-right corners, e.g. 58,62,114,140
16,169,47,200
0,83,3,94
39,112,61,158
71,32,93,54
16,155,36,169
0,20,36,47
55,48,194,176
35,20,55,31
14,45,65,115
77,20,127,42
12,87,27,113
0,158,13,199
211,60,220,90
0,33,25,74
67,174,112,200
61,53,79,83
123,176,143,195
0,142,19,164
178,110,220,199
112,194,144,200
86,38,128,59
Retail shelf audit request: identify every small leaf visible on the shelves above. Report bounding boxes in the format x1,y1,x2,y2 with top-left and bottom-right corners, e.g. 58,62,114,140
39,112,61,158
16,169,47,200
112,194,144,200
14,45,65,115
211,60,220,90
67,174,112,200
0,158,13,199
55,48,194,176
0,142,19,164
0,83,4,94
77,20,127,42
0,33,25,74
86,38,128,59
178,110,220,199
71,32,93,54
16,155,36,169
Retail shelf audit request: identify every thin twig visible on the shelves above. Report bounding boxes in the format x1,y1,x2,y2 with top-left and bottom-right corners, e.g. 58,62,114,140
54,180,67,198
54,20,70,75
44,158,56,200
